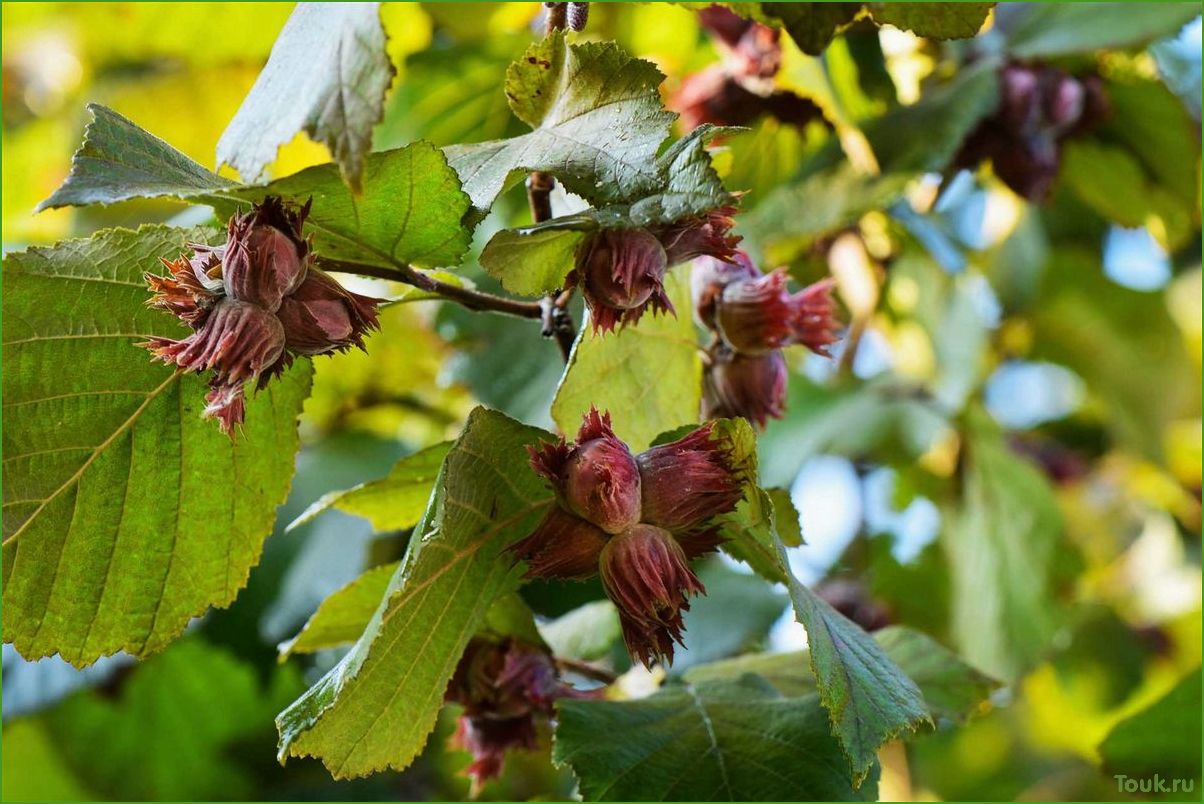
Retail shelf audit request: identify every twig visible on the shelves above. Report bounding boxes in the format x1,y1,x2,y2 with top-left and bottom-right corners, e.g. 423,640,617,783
318,258,543,320
555,656,617,685
531,2,578,362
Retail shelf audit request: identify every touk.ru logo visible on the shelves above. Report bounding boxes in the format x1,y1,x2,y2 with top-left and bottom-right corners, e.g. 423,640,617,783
1114,774,1196,795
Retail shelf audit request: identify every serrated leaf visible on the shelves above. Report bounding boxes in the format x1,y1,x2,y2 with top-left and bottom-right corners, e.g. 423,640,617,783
288,441,452,533
279,569,542,661
479,125,734,296
554,676,877,801
278,562,399,658
684,626,999,723
220,140,472,270
2,226,311,666
39,105,472,270
36,104,235,211
479,227,588,297
217,2,395,192
706,418,792,583
942,409,1065,682
275,407,553,778
995,2,1200,59
445,32,675,211
866,3,993,39
551,269,701,452
773,535,931,784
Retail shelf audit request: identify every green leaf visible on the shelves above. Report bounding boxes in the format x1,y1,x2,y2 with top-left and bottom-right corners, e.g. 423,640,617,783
684,626,999,723
1102,79,1200,212
996,2,1200,59
869,627,998,722
1098,667,1202,788
479,124,735,296
221,140,473,270
288,441,453,533
216,2,395,192
479,227,588,297
278,562,399,658
942,410,1064,681
538,600,622,662
866,3,993,39
39,105,472,270
745,166,911,254
275,407,554,778
41,638,303,801
551,269,701,452
1,719,98,802
1030,249,1197,464
554,676,877,801
773,535,931,784
36,104,235,211
376,35,529,149
858,58,999,175
445,32,675,211
1060,141,1194,251
2,226,311,666
759,3,863,56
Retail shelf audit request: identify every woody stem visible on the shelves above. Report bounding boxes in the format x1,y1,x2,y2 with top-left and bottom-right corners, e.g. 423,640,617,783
318,258,544,320
531,2,577,362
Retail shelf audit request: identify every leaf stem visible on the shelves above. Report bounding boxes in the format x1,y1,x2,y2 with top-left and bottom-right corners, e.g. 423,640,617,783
318,258,544,320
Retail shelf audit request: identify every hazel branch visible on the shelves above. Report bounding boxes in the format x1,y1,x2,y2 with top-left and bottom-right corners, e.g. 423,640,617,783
318,258,544,320
531,1,579,362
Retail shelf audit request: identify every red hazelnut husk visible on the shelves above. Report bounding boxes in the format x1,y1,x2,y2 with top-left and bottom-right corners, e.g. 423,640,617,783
579,228,673,333
528,408,643,535
702,347,788,429
637,422,743,536
221,196,311,312
599,524,705,668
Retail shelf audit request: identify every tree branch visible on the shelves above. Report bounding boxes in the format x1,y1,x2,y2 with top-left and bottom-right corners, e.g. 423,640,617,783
318,258,543,320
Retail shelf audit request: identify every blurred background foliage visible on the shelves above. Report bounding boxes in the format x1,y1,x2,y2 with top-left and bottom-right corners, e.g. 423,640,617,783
2,2,1201,801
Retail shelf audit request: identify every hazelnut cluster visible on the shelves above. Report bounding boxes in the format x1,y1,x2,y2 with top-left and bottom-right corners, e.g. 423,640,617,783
510,408,744,666
142,197,381,433
444,637,589,792
957,62,1110,200
693,251,840,427
671,5,824,133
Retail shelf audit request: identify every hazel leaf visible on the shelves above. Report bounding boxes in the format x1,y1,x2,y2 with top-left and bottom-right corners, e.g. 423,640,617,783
773,531,932,786
216,2,395,193
38,105,472,270
685,626,1001,724
553,676,878,801
288,441,453,533
445,32,676,212
2,225,311,666
278,562,399,658
551,270,701,452
479,125,735,297
275,407,554,778
865,3,993,39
